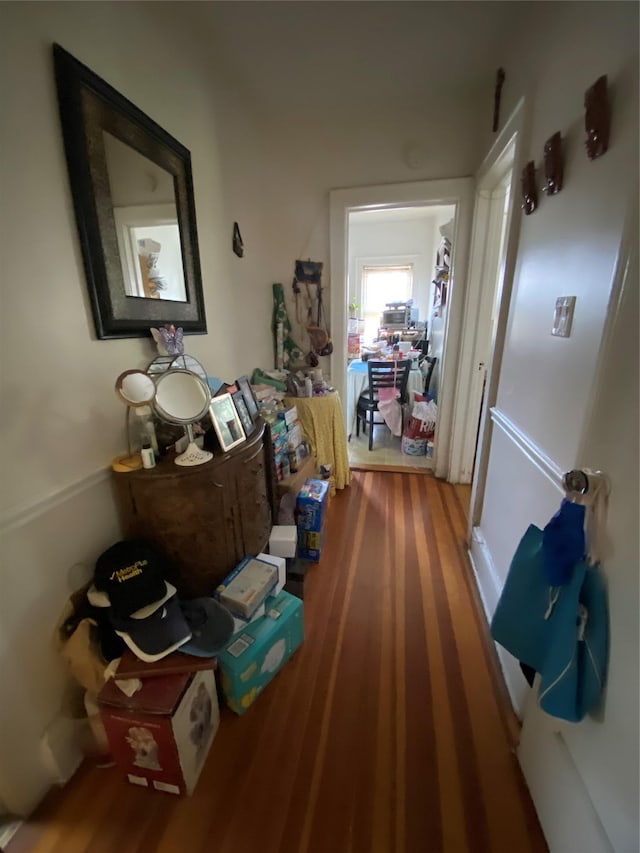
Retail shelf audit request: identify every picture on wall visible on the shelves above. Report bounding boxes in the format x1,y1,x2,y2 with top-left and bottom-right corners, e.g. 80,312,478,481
208,393,246,452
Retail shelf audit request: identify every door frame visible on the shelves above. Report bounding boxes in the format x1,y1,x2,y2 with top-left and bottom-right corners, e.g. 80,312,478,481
463,99,528,526
448,159,514,485
329,178,474,478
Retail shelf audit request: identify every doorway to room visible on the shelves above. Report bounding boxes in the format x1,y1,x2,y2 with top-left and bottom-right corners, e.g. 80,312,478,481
344,204,456,470
330,177,474,479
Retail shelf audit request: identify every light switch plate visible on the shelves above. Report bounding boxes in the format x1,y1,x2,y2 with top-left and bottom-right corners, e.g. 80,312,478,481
551,296,576,337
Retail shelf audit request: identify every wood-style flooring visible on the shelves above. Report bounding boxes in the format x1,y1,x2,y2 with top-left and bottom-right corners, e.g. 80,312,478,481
10,472,546,853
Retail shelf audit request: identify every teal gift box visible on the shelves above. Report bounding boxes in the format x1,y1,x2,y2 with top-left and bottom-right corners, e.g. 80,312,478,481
217,590,304,715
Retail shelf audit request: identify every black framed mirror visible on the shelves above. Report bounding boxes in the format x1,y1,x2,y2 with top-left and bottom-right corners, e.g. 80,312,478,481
53,44,207,339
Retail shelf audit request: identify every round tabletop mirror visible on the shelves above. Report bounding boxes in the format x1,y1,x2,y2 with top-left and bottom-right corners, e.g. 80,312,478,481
154,369,212,466
115,369,156,407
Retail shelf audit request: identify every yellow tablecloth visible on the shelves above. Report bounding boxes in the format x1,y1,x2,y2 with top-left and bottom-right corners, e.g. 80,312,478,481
284,393,351,493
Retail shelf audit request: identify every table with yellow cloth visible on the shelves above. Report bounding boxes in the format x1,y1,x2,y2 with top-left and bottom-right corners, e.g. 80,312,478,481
284,392,351,493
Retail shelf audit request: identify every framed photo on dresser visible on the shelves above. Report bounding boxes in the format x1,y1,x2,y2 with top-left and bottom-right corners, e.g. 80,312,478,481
235,375,260,422
232,390,254,437
208,393,246,452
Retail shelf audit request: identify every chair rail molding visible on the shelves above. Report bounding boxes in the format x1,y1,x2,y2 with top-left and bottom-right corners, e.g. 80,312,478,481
490,407,564,493
0,468,110,535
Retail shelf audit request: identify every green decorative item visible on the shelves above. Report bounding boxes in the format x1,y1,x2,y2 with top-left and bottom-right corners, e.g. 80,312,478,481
271,283,306,369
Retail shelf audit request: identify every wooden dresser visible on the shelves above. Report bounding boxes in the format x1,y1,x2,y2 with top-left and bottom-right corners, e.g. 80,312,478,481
112,421,277,598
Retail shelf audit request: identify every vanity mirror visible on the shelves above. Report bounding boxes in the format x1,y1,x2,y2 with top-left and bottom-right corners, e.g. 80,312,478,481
53,44,207,339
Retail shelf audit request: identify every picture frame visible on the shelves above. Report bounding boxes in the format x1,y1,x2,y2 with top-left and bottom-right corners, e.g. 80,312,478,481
236,375,260,422
232,390,254,438
208,393,246,452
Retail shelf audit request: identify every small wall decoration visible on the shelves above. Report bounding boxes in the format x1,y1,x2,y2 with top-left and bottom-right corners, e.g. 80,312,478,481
493,67,506,132
232,222,244,257
584,75,610,160
543,132,564,195
521,161,538,215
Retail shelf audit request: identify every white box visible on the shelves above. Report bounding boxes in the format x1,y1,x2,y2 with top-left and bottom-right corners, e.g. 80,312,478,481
215,557,278,619
257,552,286,596
269,525,297,558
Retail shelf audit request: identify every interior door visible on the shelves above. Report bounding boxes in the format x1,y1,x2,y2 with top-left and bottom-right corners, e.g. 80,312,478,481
517,209,639,852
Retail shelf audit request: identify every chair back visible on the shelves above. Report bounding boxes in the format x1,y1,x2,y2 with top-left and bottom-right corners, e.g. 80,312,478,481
366,359,411,403
423,356,437,395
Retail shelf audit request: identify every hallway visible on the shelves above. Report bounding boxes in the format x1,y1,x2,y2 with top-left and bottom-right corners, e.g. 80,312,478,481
10,472,545,853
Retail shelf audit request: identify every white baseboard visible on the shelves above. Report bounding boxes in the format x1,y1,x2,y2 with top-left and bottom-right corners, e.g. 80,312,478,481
468,526,501,619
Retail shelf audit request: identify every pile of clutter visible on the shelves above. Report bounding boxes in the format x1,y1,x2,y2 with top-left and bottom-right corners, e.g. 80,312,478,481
58,477,330,796
264,404,310,481
58,535,305,795
401,393,438,457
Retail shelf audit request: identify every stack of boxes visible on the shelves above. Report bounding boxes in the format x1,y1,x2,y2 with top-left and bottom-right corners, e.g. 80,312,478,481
269,416,289,481
213,550,304,716
269,404,310,482
277,405,308,472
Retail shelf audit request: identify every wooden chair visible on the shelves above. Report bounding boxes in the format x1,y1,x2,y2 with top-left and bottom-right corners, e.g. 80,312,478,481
422,356,437,396
356,359,411,451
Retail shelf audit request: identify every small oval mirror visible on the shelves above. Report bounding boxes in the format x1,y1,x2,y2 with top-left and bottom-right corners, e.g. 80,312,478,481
115,369,156,407
154,369,211,424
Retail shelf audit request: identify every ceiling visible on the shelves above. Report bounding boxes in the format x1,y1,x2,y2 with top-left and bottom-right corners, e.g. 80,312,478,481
189,1,527,114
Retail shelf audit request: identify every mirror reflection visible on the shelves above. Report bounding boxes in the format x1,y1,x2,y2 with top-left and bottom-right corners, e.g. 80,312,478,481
115,369,157,406
102,131,187,302
154,370,211,423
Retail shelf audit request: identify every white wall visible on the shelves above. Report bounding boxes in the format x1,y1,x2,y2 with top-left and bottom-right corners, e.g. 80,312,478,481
347,215,438,330
0,1,264,815
472,2,638,850
251,99,485,377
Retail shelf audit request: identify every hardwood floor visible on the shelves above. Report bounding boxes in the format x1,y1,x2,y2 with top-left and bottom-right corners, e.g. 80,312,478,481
10,472,546,853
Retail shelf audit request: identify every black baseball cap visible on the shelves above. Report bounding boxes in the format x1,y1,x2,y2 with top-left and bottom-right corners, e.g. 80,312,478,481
94,539,168,618
110,595,192,662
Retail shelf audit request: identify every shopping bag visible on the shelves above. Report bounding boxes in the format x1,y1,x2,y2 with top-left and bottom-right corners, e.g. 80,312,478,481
491,524,608,722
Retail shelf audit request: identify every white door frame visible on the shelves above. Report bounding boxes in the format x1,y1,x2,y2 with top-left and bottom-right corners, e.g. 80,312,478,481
329,178,474,479
448,169,513,484
463,100,528,527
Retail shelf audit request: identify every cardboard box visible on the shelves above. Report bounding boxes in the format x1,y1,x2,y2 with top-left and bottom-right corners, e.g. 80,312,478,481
269,418,287,437
232,602,265,636
257,552,286,596
298,525,326,562
98,669,219,795
286,423,303,451
296,479,329,533
269,525,298,558
277,406,298,426
285,558,311,600
217,591,304,715
215,556,278,619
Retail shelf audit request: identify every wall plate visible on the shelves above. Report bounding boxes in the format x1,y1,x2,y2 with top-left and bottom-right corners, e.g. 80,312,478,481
551,296,576,337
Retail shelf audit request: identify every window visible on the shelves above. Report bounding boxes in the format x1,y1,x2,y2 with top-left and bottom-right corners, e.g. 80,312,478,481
361,265,413,343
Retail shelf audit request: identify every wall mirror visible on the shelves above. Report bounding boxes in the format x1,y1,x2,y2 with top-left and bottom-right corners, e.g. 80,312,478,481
53,44,207,339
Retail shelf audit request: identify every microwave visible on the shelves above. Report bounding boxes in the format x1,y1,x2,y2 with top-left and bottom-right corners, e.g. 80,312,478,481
381,307,414,328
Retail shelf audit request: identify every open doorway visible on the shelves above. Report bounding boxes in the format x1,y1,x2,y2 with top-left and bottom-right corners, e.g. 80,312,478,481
329,178,475,478
344,204,456,469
